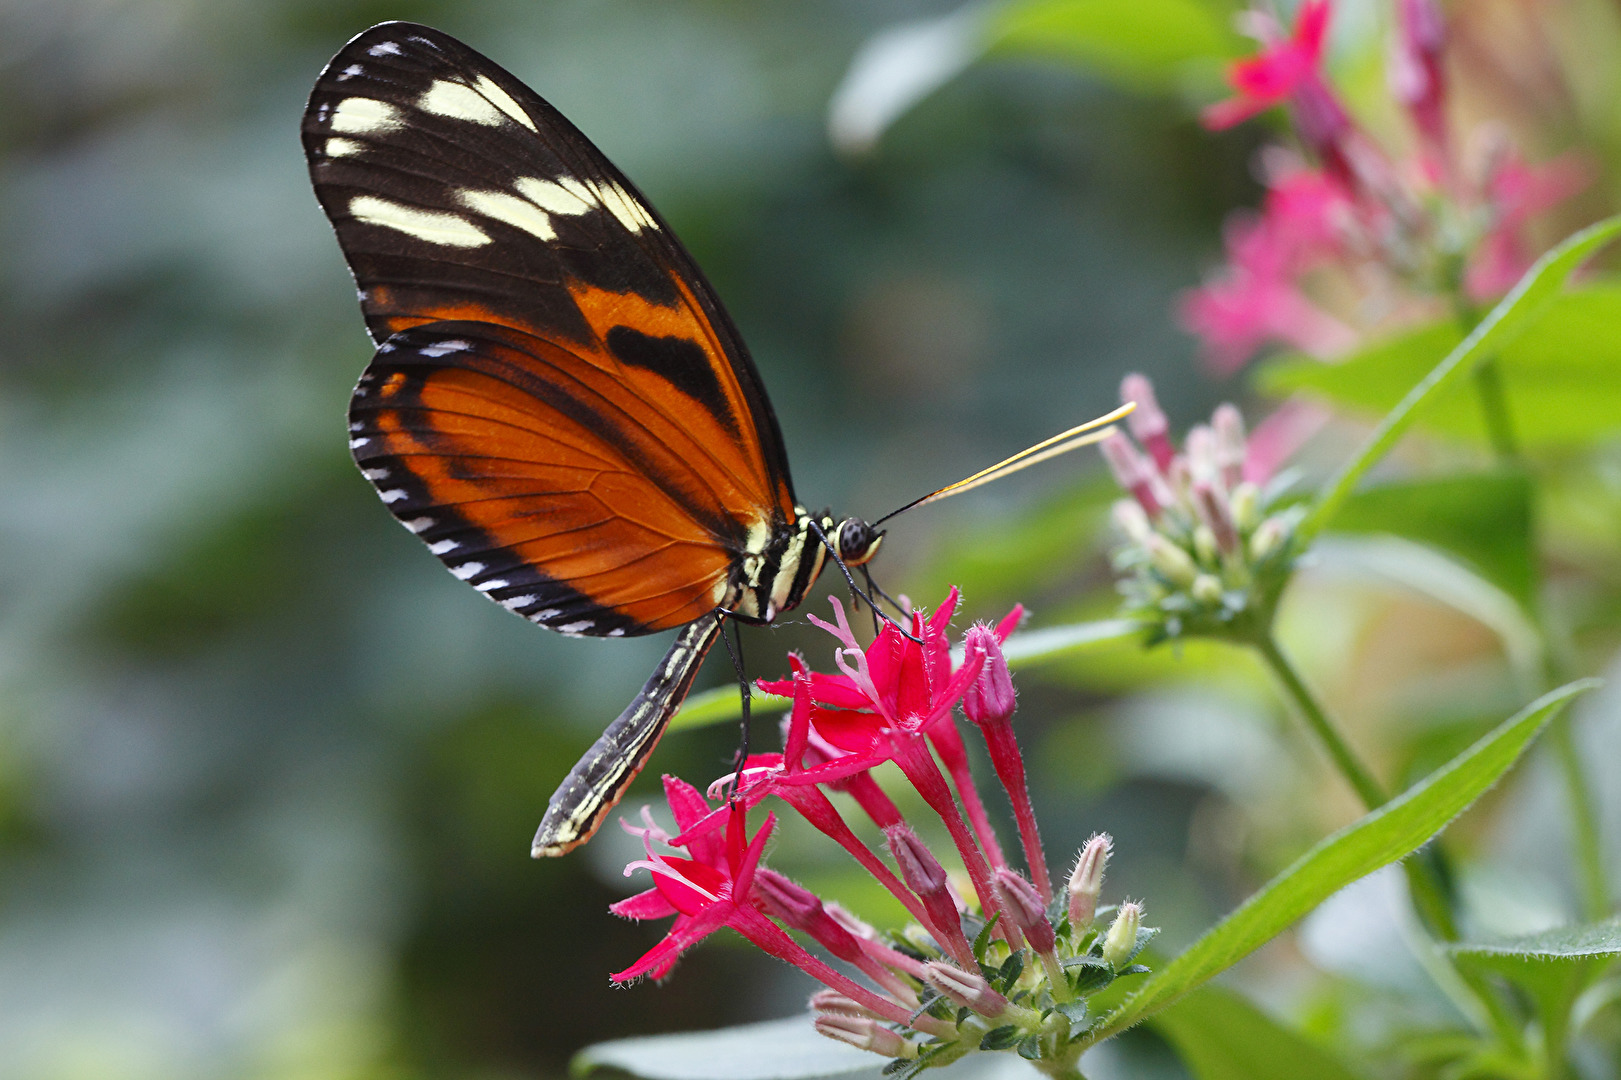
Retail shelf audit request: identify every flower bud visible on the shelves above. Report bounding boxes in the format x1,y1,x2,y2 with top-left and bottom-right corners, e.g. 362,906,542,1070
993,868,1055,955
1121,373,1175,471
1228,481,1260,532
1111,499,1153,544
1248,514,1293,561
1192,481,1240,557
1067,834,1110,928
1102,901,1143,970
1100,431,1165,519
1191,574,1224,605
814,1014,917,1059
923,961,1008,1018
886,825,974,966
810,989,880,1018
1212,403,1247,490
753,869,866,964
962,626,1015,728
1145,534,1198,587
1192,523,1219,566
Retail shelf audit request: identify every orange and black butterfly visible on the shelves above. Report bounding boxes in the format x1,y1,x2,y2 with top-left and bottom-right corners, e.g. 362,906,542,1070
303,23,1126,857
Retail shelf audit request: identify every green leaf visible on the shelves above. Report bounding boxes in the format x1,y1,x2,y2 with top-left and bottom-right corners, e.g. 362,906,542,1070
1151,983,1367,1080
989,0,1240,88
1077,679,1598,1048
1449,920,1621,1060
1298,216,1621,544
1328,471,1534,609
1450,918,1621,962
1262,285,1621,450
980,1025,1022,1050
670,684,791,733
571,1016,875,1080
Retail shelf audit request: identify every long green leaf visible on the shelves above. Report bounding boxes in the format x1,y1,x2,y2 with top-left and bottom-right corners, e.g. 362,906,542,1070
1450,918,1621,963
1080,679,1598,1047
1299,216,1621,544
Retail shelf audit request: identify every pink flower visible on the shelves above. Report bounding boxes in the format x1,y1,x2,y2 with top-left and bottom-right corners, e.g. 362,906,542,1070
611,779,928,1027
1203,0,1334,131
1465,150,1593,302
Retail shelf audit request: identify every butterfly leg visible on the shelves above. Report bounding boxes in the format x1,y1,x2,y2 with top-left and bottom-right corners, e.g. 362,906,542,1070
712,610,753,800
807,519,922,643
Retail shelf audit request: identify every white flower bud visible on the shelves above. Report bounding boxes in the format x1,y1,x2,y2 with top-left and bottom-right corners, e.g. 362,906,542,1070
1102,901,1143,969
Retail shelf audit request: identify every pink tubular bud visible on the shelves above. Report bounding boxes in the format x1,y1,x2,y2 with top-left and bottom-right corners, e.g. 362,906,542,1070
1211,403,1247,490
810,989,881,1018
1120,373,1175,471
813,1014,916,1059
1102,901,1143,970
1392,0,1448,174
1100,432,1164,519
1067,834,1111,928
885,825,976,967
924,962,1008,1018
994,868,1055,955
1192,481,1241,559
753,869,866,964
962,626,1015,728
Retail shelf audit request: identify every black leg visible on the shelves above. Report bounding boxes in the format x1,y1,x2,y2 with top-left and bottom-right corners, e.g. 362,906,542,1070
807,519,921,643
714,610,751,801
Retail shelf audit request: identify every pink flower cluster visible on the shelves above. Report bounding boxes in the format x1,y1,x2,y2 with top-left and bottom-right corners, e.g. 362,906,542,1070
1182,0,1591,373
608,590,1144,1066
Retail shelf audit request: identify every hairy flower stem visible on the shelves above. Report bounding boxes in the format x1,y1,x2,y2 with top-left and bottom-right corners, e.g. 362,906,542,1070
1254,634,1387,809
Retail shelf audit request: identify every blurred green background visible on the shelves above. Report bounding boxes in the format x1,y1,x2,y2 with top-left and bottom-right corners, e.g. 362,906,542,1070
7,1,1619,1078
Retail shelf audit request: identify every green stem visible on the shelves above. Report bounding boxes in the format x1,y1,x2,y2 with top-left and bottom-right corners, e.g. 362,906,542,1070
1551,713,1611,920
1253,634,1388,809
1472,357,1520,462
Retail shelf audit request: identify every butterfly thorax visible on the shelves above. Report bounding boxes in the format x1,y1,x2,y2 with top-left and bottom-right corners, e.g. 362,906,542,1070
725,509,884,625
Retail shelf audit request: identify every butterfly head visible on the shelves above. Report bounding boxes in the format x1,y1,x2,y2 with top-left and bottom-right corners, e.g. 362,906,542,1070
832,517,884,567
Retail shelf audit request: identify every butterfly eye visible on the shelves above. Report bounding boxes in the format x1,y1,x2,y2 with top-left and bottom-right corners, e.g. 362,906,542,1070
835,519,883,566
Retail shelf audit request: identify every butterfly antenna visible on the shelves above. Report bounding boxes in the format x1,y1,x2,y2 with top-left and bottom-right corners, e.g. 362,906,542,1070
871,402,1136,527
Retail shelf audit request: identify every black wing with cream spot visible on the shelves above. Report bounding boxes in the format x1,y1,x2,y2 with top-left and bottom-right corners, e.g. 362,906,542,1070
303,23,805,637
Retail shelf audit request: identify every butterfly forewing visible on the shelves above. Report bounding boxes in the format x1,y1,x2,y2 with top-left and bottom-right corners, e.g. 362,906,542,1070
306,22,801,637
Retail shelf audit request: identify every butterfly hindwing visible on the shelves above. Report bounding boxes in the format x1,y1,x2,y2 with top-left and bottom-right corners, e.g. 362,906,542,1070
349,321,774,635
305,22,804,635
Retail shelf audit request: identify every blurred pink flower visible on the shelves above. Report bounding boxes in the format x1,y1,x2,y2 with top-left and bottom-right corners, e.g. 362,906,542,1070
1465,150,1593,301
1203,0,1334,131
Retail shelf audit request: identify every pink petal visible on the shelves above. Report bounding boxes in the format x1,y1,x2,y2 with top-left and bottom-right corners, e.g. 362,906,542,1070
610,888,679,920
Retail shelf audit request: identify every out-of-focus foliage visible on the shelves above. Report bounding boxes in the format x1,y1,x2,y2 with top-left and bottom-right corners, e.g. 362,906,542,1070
9,1,1621,1079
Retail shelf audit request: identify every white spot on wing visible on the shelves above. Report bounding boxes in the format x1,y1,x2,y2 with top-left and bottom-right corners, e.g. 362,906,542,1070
418,339,471,358
337,64,363,80
324,138,364,157
368,41,402,56
458,189,556,241
451,562,485,581
427,539,460,555
530,609,560,623
419,79,505,126
348,437,370,449
500,595,538,611
514,176,594,217
558,621,593,634
379,488,408,504
596,182,652,233
330,97,400,134
606,628,626,637
473,579,509,592
360,467,389,481
349,196,490,248
474,74,536,130
404,517,434,533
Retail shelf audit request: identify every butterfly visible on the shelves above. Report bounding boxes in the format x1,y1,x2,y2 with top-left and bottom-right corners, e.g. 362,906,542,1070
303,22,1128,857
